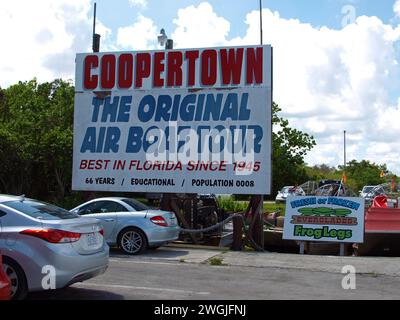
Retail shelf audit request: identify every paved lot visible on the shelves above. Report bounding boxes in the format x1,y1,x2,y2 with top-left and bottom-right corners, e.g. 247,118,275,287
28,246,400,300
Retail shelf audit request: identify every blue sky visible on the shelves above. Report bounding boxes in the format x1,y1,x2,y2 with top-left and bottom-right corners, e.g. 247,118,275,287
94,0,400,105
1,0,400,174
96,0,397,38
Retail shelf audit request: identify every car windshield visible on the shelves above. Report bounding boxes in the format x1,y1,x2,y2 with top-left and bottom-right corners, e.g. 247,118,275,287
363,186,374,193
121,198,149,211
372,187,385,195
282,187,293,193
3,200,79,220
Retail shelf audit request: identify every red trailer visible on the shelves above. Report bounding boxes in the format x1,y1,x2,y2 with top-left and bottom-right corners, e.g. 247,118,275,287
356,196,400,256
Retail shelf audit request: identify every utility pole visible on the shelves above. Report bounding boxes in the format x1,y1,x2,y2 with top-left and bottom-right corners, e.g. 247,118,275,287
83,2,101,202
259,0,263,45
251,0,265,251
344,130,347,170
259,0,264,250
341,130,347,188
92,2,100,53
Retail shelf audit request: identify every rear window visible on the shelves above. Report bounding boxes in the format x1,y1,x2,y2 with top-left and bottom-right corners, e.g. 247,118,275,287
3,200,79,220
363,186,374,193
121,198,149,211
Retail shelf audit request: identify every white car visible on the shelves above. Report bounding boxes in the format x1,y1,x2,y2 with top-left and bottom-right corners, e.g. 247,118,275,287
275,186,306,203
0,194,108,299
360,186,376,198
71,197,180,255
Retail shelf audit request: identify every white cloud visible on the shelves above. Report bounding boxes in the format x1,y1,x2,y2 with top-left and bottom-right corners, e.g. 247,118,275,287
129,0,147,9
224,9,400,174
1,0,400,175
394,0,400,18
104,3,400,174
115,2,230,51
0,0,113,87
116,15,157,50
171,2,230,48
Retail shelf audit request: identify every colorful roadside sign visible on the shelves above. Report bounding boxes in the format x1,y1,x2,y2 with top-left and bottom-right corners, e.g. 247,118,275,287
283,196,365,244
72,45,272,195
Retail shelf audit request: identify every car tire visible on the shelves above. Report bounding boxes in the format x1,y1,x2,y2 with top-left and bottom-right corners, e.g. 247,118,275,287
118,227,148,255
2,257,28,300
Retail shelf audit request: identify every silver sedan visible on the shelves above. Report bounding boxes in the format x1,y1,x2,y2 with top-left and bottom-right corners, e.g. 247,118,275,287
71,197,180,255
0,194,109,300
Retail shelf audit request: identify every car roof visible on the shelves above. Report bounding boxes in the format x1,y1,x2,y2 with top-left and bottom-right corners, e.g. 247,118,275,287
0,194,27,203
86,197,127,202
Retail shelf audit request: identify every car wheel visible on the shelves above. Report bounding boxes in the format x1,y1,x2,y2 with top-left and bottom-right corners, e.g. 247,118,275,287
118,227,148,255
2,257,28,300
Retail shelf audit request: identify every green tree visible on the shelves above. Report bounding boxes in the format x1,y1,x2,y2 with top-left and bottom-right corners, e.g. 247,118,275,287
271,102,316,197
305,164,337,182
340,160,388,192
1,81,318,204
0,79,74,200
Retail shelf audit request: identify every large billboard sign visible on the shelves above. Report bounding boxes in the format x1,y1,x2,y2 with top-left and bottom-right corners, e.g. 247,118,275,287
283,196,365,243
72,45,272,194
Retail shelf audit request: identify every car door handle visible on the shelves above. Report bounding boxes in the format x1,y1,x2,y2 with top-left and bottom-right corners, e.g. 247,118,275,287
103,218,115,222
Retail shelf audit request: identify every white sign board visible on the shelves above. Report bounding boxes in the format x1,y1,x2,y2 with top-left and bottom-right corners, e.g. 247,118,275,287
72,45,272,194
283,196,365,243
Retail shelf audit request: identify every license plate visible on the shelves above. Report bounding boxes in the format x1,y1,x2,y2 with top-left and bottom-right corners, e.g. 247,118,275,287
169,214,177,226
86,233,99,247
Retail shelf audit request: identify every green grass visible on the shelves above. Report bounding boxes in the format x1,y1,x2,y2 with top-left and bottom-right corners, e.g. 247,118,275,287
217,196,248,213
264,202,286,215
217,195,286,215
209,257,225,266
